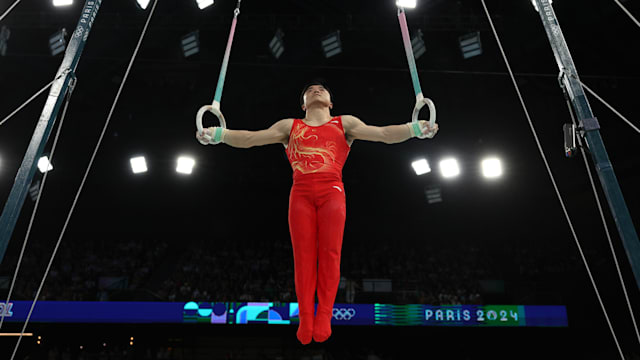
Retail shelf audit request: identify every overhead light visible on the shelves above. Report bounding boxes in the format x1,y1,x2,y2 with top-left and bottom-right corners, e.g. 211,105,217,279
29,180,41,202
49,29,67,56
269,28,285,59
411,28,426,60
176,156,195,175
424,187,442,204
53,0,73,6
181,31,200,58
196,0,214,9
411,158,431,175
531,0,553,13
130,156,147,174
0,26,10,57
396,0,417,9
482,157,502,179
439,158,460,178
459,31,482,59
321,31,342,58
136,0,150,10
38,156,53,173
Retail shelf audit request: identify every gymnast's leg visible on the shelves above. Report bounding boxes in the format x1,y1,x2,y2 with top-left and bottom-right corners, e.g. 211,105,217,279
288,185,317,345
313,181,346,343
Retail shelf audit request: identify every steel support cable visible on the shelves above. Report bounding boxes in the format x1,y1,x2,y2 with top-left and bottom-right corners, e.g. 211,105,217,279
480,1,625,358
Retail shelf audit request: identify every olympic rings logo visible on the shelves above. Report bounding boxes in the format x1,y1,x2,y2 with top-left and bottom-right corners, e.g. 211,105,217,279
332,308,356,321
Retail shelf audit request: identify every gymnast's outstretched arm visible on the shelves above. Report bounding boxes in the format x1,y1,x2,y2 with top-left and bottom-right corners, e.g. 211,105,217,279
341,114,438,144
196,118,293,148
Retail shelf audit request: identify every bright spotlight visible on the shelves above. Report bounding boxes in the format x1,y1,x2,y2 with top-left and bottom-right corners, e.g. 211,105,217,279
136,0,150,10
130,156,147,174
176,156,195,175
196,0,214,9
396,0,417,9
439,158,459,178
53,0,73,6
38,156,53,173
482,158,502,179
411,158,431,175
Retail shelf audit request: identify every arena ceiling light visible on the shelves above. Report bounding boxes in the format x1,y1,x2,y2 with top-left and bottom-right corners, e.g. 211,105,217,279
481,157,503,179
49,29,67,56
459,31,482,59
136,0,150,10
321,31,342,58
269,29,285,59
411,158,431,175
181,31,200,58
196,0,214,9
439,158,460,178
53,0,73,6
396,0,417,9
0,26,10,57
130,156,147,174
37,156,53,173
425,187,442,204
176,156,195,175
411,28,426,60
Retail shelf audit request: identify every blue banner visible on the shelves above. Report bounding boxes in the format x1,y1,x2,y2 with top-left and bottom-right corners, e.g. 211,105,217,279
1,301,567,327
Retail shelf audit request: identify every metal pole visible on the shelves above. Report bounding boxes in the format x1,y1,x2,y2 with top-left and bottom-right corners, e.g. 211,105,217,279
533,0,640,290
0,0,103,264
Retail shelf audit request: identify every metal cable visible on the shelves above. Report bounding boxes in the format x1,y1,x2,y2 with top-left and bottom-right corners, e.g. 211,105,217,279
480,0,625,358
613,0,640,29
8,0,158,358
576,78,640,134
0,0,21,23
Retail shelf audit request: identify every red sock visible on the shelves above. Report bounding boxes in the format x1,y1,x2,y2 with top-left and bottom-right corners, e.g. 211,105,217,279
312,311,332,343
296,312,314,345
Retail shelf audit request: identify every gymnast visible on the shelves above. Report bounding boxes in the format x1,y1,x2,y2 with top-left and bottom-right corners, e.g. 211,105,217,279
196,80,438,344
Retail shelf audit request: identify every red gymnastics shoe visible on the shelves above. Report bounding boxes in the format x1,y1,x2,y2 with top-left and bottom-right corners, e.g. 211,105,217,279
312,311,332,343
296,312,314,345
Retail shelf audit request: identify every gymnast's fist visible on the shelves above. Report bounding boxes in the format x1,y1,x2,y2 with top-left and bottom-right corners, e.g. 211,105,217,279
408,120,439,139
196,126,226,145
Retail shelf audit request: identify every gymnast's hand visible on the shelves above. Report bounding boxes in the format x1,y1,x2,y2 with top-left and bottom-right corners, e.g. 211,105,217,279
408,120,439,139
196,126,226,145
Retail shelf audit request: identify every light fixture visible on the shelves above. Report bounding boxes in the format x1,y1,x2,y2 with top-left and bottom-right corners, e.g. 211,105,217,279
0,26,10,57
176,156,195,175
481,157,502,179
37,156,53,173
130,156,147,174
396,0,417,9
53,0,73,6
459,31,482,59
136,0,150,10
49,29,67,56
321,31,342,58
181,31,200,58
439,158,460,178
29,180,41,202
411,28,426,60
411,158,431,175
269,28,284,59
424,187,442,204
196,0,214,9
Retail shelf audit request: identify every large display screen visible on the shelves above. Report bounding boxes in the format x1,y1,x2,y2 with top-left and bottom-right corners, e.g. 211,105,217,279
1,301,567,327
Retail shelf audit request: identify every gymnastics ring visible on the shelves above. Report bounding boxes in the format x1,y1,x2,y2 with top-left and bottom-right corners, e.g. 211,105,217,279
196,103,227,134
412,93,436,138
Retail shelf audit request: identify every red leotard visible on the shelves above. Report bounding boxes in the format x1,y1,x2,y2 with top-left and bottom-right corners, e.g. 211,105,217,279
285,116,350,344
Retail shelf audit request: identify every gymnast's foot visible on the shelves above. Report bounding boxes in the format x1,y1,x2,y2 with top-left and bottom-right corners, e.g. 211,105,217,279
312,311,332,343
297,312,314,345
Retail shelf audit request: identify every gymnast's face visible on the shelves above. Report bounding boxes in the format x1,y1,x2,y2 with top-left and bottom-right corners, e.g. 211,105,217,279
302,85,333,111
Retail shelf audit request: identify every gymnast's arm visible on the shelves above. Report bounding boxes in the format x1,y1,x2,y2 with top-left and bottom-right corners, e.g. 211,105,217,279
341,115,437,144
197,118,292,148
